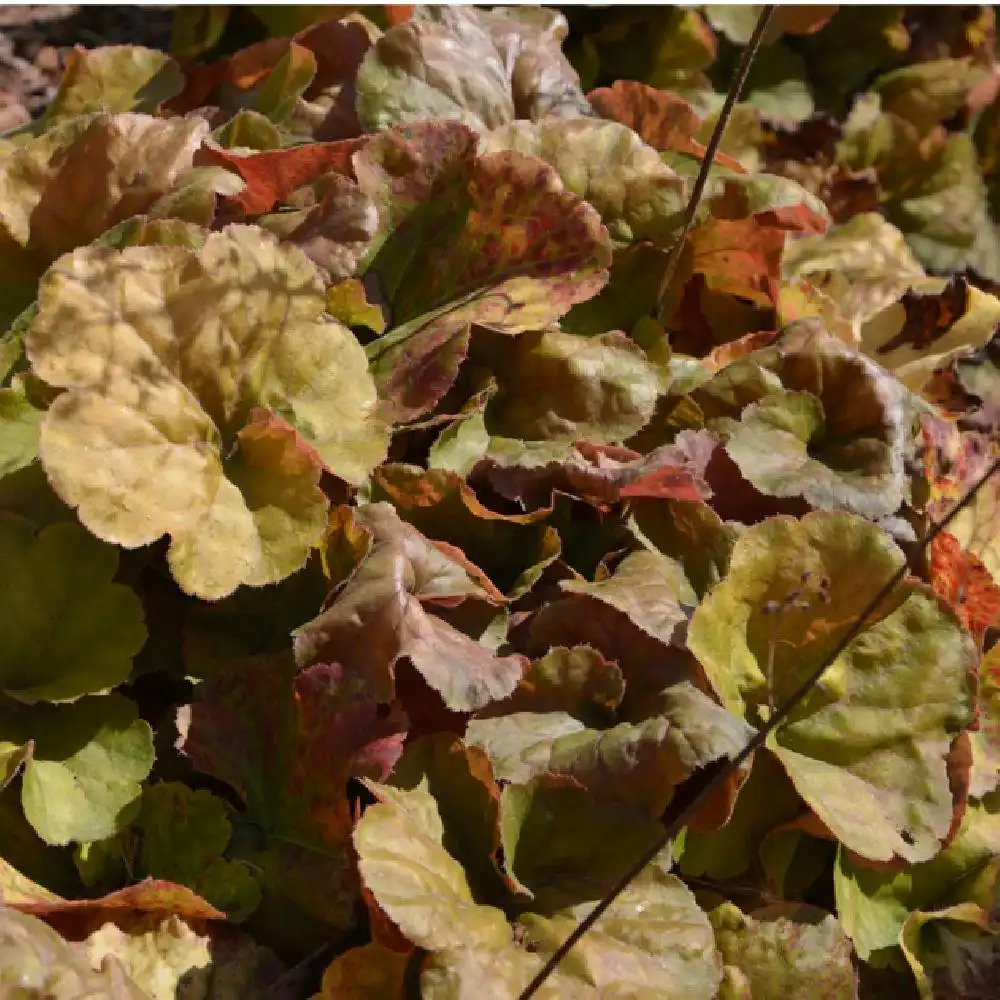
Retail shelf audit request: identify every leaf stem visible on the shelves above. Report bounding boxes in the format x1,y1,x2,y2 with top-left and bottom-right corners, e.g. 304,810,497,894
655,4,776,324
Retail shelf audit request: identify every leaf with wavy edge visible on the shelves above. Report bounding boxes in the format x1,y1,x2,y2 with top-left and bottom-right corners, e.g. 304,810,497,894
356,121,611,421
25,225,386,599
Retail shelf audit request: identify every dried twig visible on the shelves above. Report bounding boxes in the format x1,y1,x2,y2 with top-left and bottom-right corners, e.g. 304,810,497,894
655,4,776,323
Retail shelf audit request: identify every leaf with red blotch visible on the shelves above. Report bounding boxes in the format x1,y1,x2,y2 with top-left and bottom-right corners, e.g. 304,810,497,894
7,877,225,924
930,531,1000,644
480,434,711,512
357,121,612,422
588,80,746,171
176,655,407,953
196,138,363,217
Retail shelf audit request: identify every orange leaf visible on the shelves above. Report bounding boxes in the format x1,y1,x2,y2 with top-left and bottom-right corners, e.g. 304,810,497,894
588,80,747,172
931,531,1000,643
197,138,363,216
689,216,785,307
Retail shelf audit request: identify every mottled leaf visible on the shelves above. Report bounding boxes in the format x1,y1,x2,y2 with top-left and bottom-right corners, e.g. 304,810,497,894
25,226,386,599
482,118,686,248
711,901,858,1000
177,657,406,952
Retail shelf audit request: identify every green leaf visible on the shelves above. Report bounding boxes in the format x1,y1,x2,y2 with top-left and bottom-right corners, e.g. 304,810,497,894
355,779,512,951
872,58,989,134
33,46,184,130
679,749,803,882
131,782,261,922
498,775,667,913
0,907,147,999
25,226,387,600
1,694,154,846
520,859,722,999
835,790,1000,961
0,514,146,702
0,380,43,481
840,114,1000,280
482,118,686,248
720,323,909,520
293,502,524,710
473,327,661,444
724,388,903,519
470,682,751,816
560,549,695,647
711,901,858,999
688,511,976,863
476,645,625,727
389,733,510,905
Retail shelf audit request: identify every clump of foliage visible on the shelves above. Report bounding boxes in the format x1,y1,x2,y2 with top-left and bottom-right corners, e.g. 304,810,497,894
1,4,1000,998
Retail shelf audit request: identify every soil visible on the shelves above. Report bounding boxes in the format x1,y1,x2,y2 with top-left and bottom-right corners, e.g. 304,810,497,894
0,5,173,130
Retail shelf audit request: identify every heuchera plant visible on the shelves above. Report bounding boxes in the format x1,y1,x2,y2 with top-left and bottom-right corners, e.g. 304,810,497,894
1,4,1000,998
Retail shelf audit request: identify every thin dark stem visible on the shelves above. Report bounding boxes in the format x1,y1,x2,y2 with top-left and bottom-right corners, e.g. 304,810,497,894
517,453,1000,1000
655,4,776,323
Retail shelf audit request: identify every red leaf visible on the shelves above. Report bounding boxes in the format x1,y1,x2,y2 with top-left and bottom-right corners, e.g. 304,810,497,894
931,531,1000,643
197,138,363,217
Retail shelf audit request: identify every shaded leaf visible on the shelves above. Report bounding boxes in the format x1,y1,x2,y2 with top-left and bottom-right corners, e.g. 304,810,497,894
0,514,146,702
370,464,559,596
177,657,407,952
498,775,667,913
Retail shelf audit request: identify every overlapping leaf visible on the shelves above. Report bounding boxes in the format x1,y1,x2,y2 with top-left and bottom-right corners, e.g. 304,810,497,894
356,5,591,133
356,121,612,420
293,502,524,710
176,655,406,954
